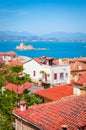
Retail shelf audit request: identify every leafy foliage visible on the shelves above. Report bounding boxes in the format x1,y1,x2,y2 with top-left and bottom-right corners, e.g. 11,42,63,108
0,90,43,130
0,90,16,130
6,65,31,85
24,93,43,106
11,65,23,73
0,75,6,87
0,64,42,129
7,73,31,85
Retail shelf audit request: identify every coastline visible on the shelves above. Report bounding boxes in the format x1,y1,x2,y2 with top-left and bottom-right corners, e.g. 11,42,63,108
0,41,86,59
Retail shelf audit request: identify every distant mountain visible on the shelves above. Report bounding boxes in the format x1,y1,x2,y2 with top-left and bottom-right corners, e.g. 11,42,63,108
0,31,41,41
0,31,86,41
5,31,34,37
41,32,86,40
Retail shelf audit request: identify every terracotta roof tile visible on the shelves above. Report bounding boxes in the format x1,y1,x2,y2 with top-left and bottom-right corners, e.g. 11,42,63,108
6,51,17,55
13,95,86,130
34,56,58,66
5,59,23,66
74,73,86,86
70,61,86,71
5,82,32,94
35,84,73,101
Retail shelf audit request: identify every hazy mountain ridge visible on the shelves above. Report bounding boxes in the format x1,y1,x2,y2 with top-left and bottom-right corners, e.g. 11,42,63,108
0,31,41,41
41,32,86,40
0,31,86,41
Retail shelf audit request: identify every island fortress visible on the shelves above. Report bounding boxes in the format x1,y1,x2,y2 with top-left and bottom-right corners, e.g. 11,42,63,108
16,43,49,50
16,43,34,50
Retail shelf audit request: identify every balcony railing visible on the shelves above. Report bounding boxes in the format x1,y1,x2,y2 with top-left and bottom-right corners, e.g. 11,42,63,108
39,78,50,84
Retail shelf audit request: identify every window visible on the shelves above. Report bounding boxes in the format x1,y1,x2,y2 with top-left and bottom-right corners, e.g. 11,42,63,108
66,73,68,78
54,73,57,80
33,71,36,76
60,73,64,80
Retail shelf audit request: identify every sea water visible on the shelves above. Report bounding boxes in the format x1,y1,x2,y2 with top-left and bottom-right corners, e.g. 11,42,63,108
0,41,86,58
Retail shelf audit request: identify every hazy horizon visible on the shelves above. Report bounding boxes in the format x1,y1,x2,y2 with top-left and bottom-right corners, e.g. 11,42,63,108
0,0,85,35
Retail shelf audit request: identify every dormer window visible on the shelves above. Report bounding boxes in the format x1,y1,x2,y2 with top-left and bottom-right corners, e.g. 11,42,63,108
49,59,53,65
40,56,46,64
61,125,68,130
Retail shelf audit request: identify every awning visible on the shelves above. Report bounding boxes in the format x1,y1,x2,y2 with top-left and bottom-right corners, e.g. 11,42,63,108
40,68,50,75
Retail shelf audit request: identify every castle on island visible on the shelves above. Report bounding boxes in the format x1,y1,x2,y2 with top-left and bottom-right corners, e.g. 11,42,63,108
16,43,35,50
16,42,49,50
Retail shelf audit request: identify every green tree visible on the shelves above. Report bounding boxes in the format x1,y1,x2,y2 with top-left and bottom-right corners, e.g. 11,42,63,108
0,69,7,92
0,90,16,130
11,65,23,73
7,65,31,84
0,75,6,87
0,90,43,130
23,93,43,106
0,64,43,129
6,65,31,94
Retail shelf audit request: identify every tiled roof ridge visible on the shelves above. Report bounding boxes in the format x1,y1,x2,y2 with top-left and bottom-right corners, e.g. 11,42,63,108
74,73,86,85
60,86,73,94
13,110,43,130
35,84,73,100
71,61,86,71
13,94,86,130
16,94,86,110
23,58,33,64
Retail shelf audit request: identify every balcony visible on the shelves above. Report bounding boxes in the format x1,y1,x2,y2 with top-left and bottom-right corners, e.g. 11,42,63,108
39,78,50,84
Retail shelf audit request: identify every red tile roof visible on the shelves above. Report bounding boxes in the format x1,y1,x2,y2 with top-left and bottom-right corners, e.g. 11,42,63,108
34,56,58,66
13,95,86,130
0,52,17,56
74,73,86,86
6,51,17,56
35,84,73,101
70,61,86,71
69,57,86,63
5,59,23,66
5,82,32,94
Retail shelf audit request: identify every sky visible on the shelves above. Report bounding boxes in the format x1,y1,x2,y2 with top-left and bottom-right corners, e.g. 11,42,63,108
0,0,86,35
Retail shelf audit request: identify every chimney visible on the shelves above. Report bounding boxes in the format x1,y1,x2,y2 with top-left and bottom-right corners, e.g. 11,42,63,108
59,59,62,64
20,101,26,111
61,125,68,130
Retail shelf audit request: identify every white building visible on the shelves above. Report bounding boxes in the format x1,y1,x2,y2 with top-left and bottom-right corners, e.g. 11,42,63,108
23,56,70,87
0,51,17,61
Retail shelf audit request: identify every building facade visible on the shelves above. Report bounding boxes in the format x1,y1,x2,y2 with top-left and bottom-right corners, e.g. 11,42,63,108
0,51,17,61
23,56,70,87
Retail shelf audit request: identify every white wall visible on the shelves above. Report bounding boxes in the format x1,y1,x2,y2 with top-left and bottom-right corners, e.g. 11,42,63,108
23,59,42,82
23,60,70,86
50,64,70,85
74,87,81,95
3,55,16,61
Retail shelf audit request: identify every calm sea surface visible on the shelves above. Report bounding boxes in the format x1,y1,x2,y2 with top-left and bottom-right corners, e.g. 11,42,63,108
0,41,86,58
